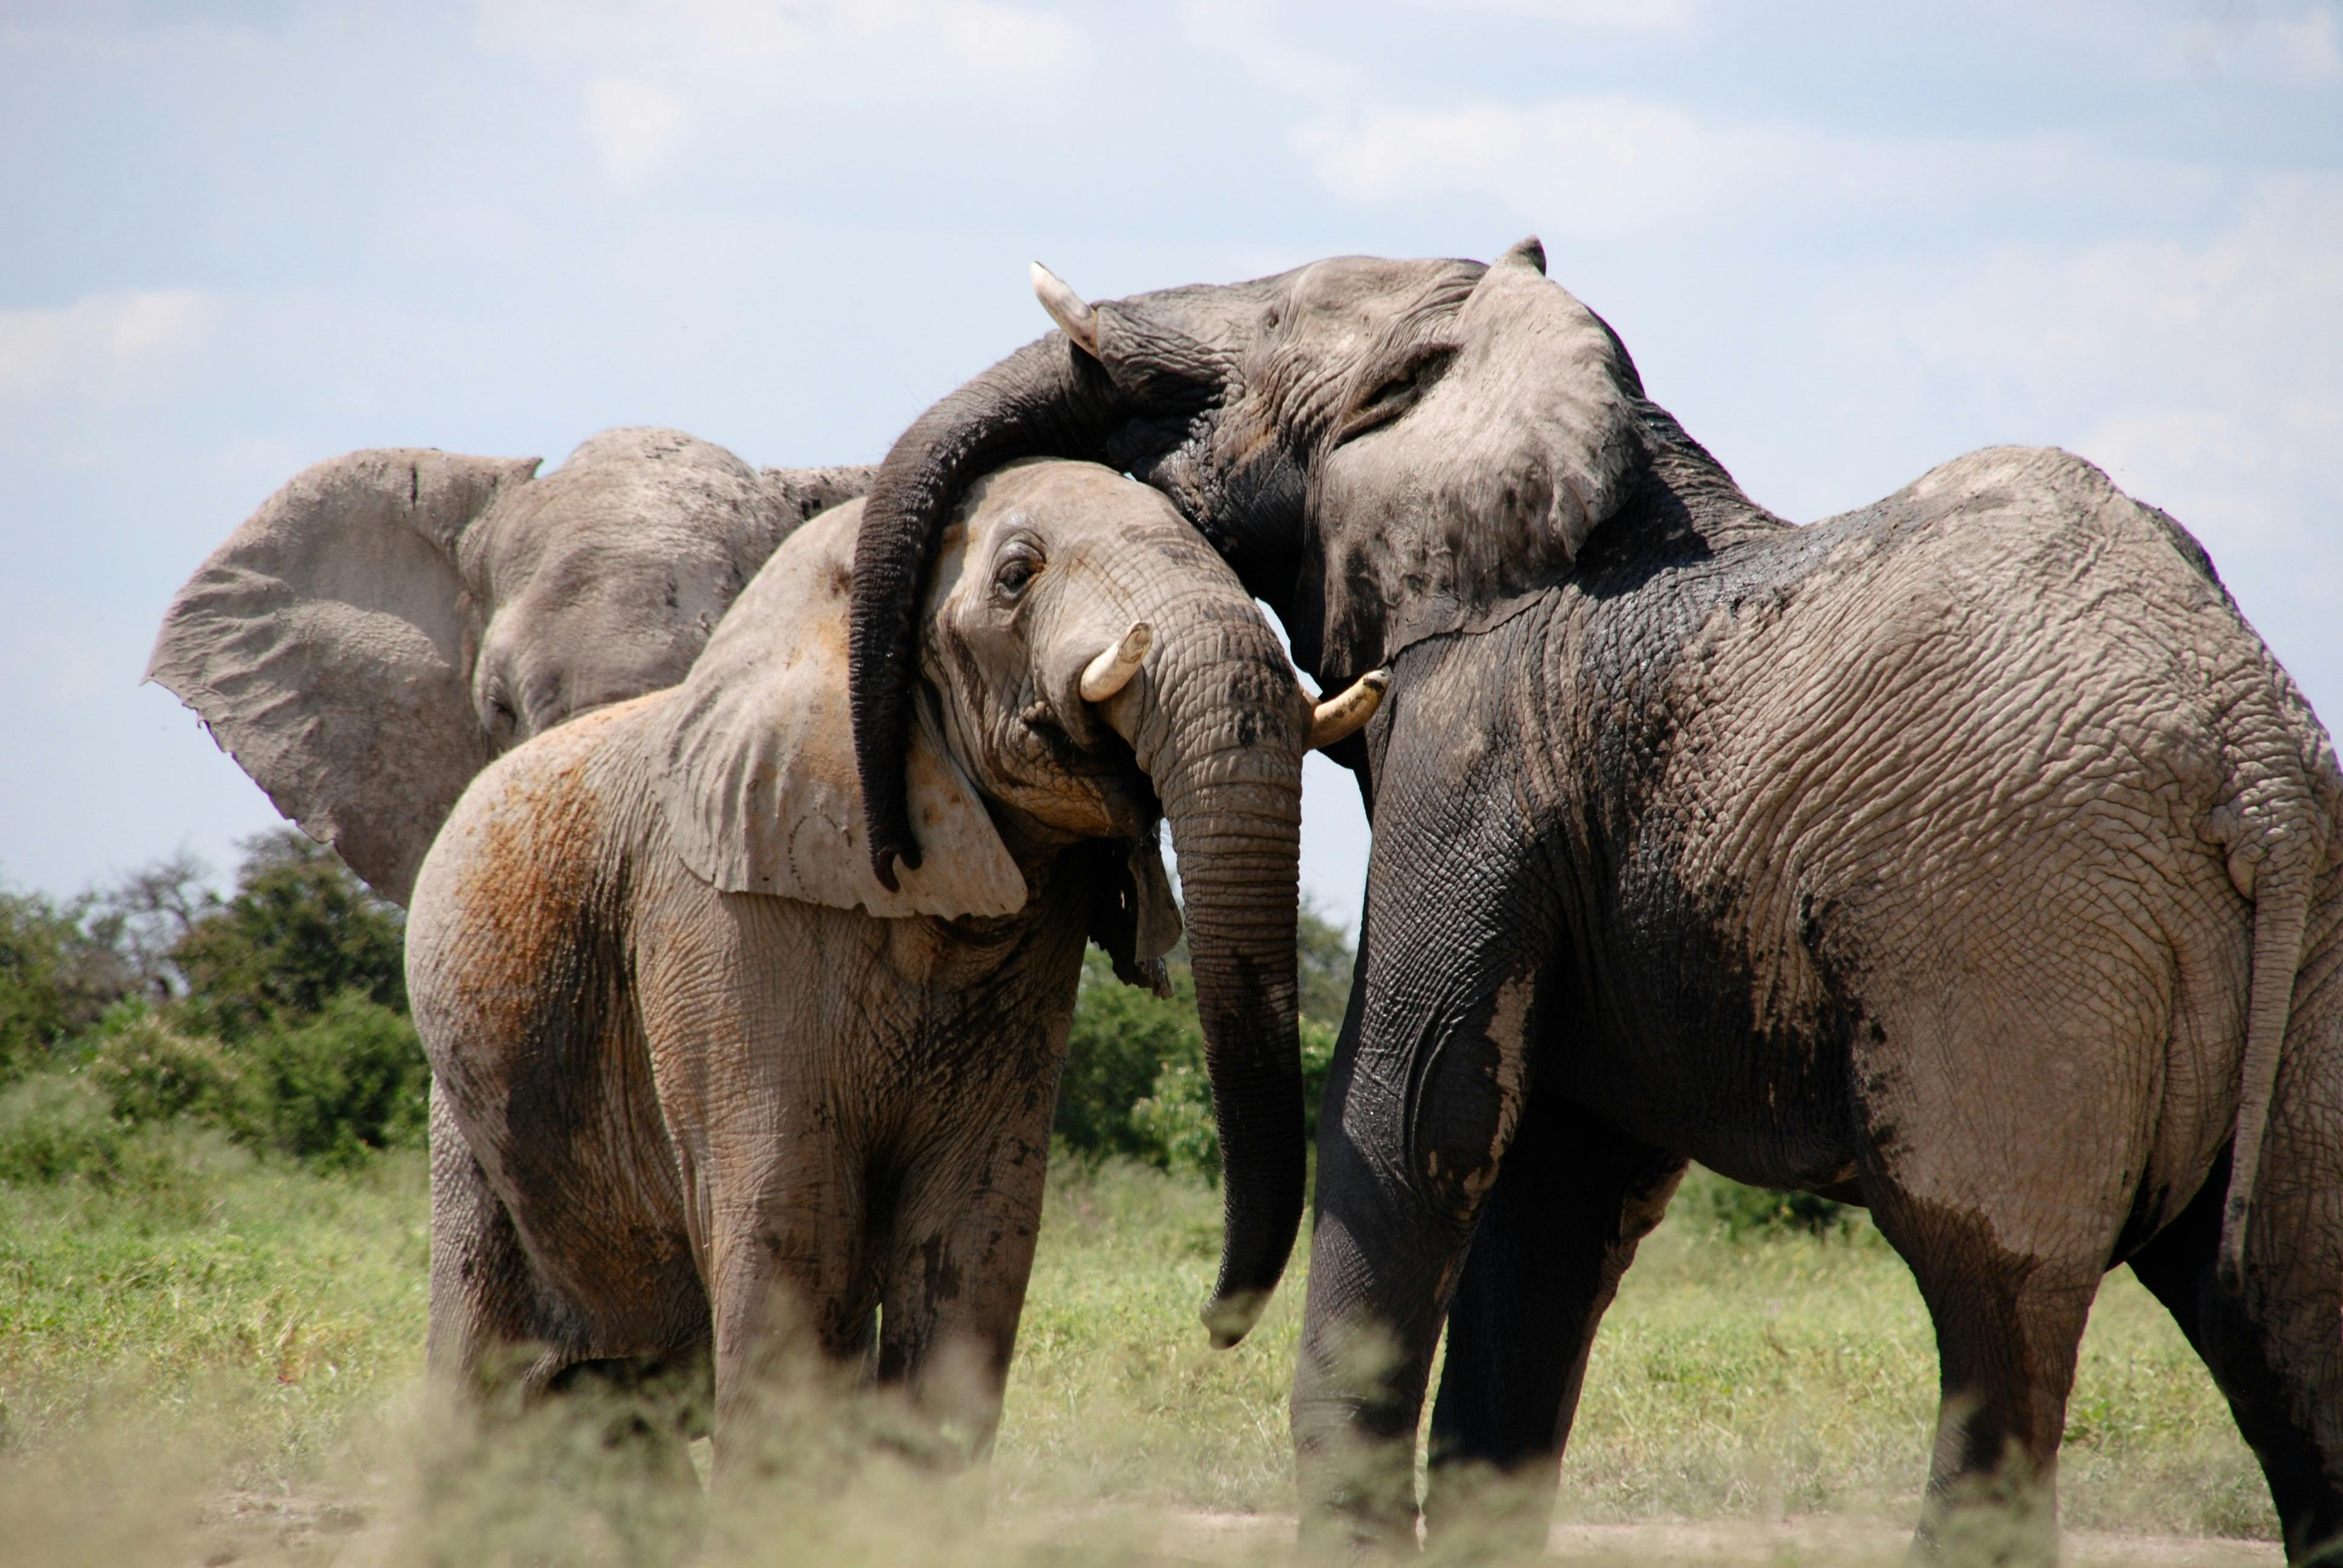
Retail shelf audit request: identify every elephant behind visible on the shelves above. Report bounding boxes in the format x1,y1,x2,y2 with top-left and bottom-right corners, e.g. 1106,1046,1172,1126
840,243,2343,1561
408,460,1378,1460
148,426,872,904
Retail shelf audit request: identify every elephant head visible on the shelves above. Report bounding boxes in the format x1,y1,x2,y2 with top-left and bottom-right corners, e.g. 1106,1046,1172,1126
657,461,1383,1347
149,427,873,904
846,239,1656,884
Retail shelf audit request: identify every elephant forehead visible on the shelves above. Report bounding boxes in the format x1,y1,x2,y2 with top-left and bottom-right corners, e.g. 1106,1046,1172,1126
1283,255,1469,326
952,460,1188,553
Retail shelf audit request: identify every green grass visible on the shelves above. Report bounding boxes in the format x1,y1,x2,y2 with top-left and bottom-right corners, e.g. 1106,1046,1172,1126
0,1148,2279,1563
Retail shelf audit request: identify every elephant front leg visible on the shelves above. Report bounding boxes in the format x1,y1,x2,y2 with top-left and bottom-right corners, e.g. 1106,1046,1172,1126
701,1155,880,1484
1293,949,1545,1551
1423,1097,1685,1553
872,1120,1057,1467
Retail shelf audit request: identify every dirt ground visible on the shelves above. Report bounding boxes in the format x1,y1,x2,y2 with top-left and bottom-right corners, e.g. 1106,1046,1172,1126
194,1489,2284,1567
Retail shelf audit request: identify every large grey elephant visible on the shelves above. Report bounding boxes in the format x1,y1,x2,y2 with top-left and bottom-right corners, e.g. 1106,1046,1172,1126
408,460,1381,1461
148,426,871,904
839,243,2343,1561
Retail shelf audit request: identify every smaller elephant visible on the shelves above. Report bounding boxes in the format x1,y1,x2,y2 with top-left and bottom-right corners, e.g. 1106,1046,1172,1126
148,426,872,904
407,459,1383,1462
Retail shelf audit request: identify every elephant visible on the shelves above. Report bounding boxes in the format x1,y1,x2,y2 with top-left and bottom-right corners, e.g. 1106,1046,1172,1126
405,458,1385,1466
148,425,873,906
837,241,2343,1561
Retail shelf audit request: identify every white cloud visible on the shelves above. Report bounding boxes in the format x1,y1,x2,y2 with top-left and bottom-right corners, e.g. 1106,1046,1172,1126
583,76,691,186
1815,174,2343,682
1297,96,1800,241
2174,3,2343,83
0,290,219,399
1396,0,1700,30
478,0,1086,185
1291,88,2230,244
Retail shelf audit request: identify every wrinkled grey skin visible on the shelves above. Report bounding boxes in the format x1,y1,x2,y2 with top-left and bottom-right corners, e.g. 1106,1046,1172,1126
149,426,872,904
407,461,1309,1470
844,241,2343,1562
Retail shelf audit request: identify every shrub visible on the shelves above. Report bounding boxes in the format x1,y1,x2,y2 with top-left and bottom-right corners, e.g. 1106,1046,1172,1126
1689,1165,1856,1240
1056,901,1356,1177
1056,952,1205,1161
229,991,429,1169
0,1074,156,1188
170,831,405,1042
88,1007,241,1127
0,889,139,1083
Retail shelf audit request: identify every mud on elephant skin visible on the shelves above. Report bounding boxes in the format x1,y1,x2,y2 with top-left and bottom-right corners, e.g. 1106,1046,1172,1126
407,460,1386,1469
148,426,873,904
843,243,2343,1562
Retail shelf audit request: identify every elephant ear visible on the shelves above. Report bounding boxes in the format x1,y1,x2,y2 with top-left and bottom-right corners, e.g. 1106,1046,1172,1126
147,448,540,905
1308,237,1647,676
652,502,1026,919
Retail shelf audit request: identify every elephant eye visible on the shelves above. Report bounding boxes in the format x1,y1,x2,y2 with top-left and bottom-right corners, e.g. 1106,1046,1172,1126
994,544,1043,603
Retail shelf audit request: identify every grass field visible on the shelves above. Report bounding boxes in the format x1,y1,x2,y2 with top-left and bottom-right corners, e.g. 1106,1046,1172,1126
0,1130,2278,1565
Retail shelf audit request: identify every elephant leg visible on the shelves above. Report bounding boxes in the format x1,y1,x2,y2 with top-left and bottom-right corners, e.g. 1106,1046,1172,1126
427,1078,553,1392
1871,1195,2101,1567
701,1148,880,1481
1423,1098,1685,1553
1292,939,1548,1549
2126,906,2343,1568
2128,1151,2343,1562
872,1116,1056,1464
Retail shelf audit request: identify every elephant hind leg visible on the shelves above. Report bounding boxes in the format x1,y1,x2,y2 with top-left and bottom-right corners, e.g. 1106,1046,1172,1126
2129,884,2343,1566
428,1079,562,1392
1873,1195,2101,1567
2128,1148,2343,1563
1423,1097,1685,1554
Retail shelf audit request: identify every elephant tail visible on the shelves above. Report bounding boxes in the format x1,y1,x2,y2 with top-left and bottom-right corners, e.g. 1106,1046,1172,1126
2216,801,2322,1296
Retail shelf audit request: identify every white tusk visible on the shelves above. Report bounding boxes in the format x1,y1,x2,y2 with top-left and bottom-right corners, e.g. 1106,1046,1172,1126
1080,621,1152,702
1032,261,1100,358
1308,668,1390,750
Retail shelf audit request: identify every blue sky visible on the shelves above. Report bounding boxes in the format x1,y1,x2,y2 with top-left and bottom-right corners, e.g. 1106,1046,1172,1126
3,0,2339,924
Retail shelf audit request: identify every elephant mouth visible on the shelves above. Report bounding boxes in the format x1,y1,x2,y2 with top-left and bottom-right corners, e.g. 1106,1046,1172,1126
995,690,1161,844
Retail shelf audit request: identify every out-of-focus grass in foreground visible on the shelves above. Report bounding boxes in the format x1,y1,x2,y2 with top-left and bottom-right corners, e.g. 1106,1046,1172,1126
0,1152,2270,1565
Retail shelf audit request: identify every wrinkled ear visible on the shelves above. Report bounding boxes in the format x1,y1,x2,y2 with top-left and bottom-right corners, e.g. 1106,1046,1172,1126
653,504,1026,918
147,448,539,905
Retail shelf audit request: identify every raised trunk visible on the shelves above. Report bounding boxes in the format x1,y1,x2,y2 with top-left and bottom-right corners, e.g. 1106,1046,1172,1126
850,336,1124,888
849,304,1239,888
1112,622,1308,1348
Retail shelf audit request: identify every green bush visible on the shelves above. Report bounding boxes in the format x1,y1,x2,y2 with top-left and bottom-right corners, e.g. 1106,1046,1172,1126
87,1007,241,1127
1127,1014,1339,1183
0,1074,166,1189
170,831,405,1043
1056,951,1205,1161
0,889,138,1083
1687,1165,1856,1240
1056,897,1356,1179
229,991,430,1169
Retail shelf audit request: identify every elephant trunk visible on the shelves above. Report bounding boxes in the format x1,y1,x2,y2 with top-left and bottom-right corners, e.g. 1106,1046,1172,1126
850,336,1126,890
850,300,1241,891
1110,613,1309,1348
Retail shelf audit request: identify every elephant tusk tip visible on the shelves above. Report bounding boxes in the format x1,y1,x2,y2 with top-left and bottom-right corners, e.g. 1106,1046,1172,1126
1031,261,1100,357
1080,620,1152,702
1306,667,1392,750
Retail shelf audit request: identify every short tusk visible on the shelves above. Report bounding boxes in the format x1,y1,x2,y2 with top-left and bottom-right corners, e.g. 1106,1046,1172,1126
1080,621,1152,702
1032,261,1100,358
1308,668,1390,750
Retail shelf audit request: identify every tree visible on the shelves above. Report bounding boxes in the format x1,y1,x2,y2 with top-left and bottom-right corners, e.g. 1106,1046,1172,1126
171,830,405,1041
